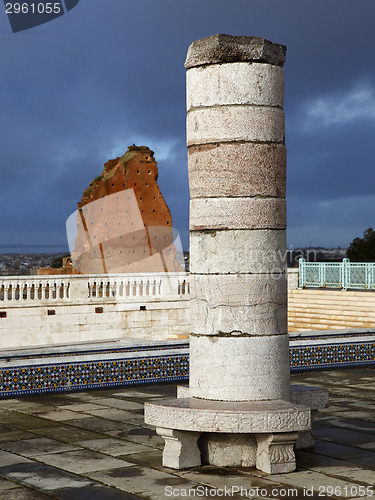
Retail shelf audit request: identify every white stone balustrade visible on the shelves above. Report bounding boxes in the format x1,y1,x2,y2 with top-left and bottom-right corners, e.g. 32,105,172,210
0,277,71,303
0,272,189,306
0,272,191,350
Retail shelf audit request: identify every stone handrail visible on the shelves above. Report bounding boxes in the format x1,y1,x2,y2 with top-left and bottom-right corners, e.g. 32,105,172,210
0,272,190,305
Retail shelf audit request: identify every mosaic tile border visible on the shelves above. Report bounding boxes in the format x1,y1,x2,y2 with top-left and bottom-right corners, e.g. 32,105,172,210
0,354,189,398
1,339,374,398
290,340,375,371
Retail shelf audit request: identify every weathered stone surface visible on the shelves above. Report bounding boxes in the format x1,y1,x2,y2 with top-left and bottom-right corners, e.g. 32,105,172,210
189,335,291,401
145,398,310,432
190,198,286,230
188,143,286,199
185,34,286,69
200,433,257,467
71,145,182,274
187,62,284,110
187,106,285,146
291,385,329,410
155,427,201,468
190,273,287,336
256,432,298,474
190,230,287,274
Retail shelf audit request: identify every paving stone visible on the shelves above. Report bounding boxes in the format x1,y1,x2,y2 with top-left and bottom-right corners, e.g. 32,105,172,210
82,408,145,423
31,425,107,443
350,454,375,468
86,465,203,500
178,466,287,493
118,449,168,470
36,449,133,474
309,463,375,485
0,476,21,492
76,437,154,456
60,392,101,401
53,484,143,499
0,487,52,499
0,437,80,458
295,450,354,469
30,409,91,421
111,390,169,399
0,410,60,429
0,461,94,491
0,429,37,442
0,449,32,467
314,427,373,446
79,398,144,411
107,428,164,450
62,416,130,433
265,469,364,496
357,441,375,451
312,439,375,461
57,403,107,412
332,415,375,428
0,400,46,412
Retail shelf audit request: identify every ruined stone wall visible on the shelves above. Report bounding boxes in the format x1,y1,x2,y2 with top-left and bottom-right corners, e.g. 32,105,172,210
72,145,182,274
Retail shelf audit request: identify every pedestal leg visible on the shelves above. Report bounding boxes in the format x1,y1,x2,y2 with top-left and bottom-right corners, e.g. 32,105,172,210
256,432,298,474
156,427,201,469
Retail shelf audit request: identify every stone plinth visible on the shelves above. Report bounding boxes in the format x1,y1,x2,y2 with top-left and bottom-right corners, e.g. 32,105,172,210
145,398,310,473
176,384,329,450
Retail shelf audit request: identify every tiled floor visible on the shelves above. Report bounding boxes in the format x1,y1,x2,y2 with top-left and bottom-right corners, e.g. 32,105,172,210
0,368,374,499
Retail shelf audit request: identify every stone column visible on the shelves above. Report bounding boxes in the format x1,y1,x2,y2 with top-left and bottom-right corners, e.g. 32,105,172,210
186,34,289,402
144,35,312,474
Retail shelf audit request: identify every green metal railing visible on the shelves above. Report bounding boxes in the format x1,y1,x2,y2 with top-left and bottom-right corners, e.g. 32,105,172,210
299,258,375,290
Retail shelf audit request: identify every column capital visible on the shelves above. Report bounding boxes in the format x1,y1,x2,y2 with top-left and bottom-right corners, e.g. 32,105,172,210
185,34,286,69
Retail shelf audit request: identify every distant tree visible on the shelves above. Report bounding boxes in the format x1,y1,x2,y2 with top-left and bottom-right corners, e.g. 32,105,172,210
51,254,70,268
347,228,375,262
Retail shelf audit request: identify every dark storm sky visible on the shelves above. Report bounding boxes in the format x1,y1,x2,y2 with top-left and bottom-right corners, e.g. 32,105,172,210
0,0,374,251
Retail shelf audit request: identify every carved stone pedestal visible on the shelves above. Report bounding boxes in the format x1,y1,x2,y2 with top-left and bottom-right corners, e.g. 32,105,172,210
177,383,329,451
145,397,310,474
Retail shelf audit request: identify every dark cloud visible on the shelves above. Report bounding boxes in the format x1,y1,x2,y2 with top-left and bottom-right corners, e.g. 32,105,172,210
0,0,374,250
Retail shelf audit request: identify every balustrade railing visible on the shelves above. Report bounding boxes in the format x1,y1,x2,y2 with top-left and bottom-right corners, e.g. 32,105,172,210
0,278,70,302
299,258,375,290
0,273,190,305
87,277,163,299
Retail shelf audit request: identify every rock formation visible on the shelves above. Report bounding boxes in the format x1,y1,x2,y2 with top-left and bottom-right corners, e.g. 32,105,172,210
71,145,182,273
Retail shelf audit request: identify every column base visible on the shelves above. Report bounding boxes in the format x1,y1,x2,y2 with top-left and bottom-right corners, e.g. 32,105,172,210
145,397,310,474
177,384,329,450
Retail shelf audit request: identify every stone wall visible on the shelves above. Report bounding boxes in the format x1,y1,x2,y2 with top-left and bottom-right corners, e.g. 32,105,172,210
0,273,190,350
71,145,182,274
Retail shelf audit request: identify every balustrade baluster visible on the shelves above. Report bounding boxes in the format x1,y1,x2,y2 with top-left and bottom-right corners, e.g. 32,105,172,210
9,282,15,301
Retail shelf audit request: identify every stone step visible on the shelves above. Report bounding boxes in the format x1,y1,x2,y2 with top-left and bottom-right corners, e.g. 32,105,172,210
288,307,375,317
